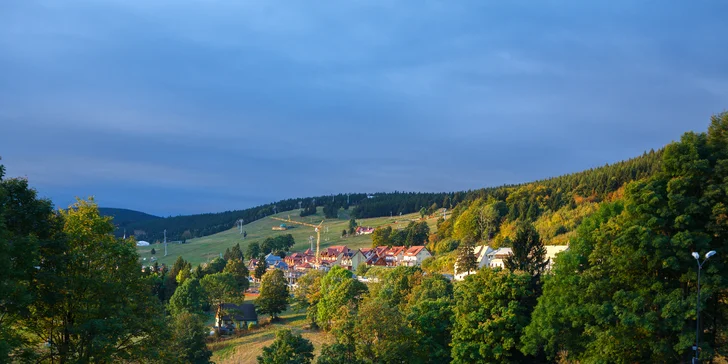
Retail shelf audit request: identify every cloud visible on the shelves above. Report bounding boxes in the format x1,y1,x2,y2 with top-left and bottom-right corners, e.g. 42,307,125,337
1,0,727,214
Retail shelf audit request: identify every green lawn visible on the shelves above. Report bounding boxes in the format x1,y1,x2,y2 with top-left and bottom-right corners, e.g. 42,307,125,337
137,207,441,267
208,308,331,364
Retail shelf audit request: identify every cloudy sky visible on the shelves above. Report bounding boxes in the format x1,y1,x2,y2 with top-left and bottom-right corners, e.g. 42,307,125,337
1,1,727,216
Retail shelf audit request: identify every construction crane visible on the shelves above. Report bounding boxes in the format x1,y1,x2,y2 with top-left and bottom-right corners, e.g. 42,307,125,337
270,216,325,264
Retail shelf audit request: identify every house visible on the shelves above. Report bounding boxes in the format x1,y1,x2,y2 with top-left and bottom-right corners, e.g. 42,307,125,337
384,246,406,266
360,248,375,259
270,260,289,271
265,253,283,266
355,226,375,235
284,269,306,286
247,259,259,271
284,252,307,267
402,246,432,267
365,253,387,267
341,249,367,271
215,303,258,331
487,248,513,268
454,245,495,281
319,245,348,266
544,245,569,270
474,245,494,268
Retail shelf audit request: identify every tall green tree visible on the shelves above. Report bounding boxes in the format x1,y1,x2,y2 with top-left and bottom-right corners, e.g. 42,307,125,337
316,266,367,330
223,258,250,292
370,226,392,247
291,270,325,326
200,272,242,326
353,296,411,363
0,166,60,360
247,241,261,259
170,312,212,364
28,199,167,363
257,329,314,364
524,113,728,362
405,221,430,246
504,222,547,276
455,241,477,274
452,268,534,363
169,278,207,317
405,274,455,364
254,258,268,280
257,269,289,320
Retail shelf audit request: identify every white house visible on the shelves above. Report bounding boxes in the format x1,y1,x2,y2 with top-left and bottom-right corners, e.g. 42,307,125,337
402,246,432,267
454,245,494,281
474,245,494,268
487,248,513,268
544,245,569,270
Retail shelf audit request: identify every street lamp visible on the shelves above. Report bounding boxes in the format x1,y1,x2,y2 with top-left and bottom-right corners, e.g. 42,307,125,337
692,250,716,363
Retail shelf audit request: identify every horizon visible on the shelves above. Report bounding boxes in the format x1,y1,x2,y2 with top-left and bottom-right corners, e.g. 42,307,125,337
2,1,727,216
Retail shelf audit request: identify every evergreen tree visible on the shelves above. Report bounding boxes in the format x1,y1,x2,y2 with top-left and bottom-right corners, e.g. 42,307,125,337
504,222,547,277
247,241,261,260
455,241,477,274
151,247,156,255
223,258,250,292
254,258,267,280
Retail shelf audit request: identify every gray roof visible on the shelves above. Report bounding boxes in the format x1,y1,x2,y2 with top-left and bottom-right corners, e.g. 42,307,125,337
219,303,257,322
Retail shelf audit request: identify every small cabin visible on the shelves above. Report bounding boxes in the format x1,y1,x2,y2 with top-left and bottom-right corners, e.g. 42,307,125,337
215,303,258,330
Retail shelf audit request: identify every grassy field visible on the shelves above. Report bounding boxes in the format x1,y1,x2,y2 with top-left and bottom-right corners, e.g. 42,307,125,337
209,308,331,364
137,207,441,267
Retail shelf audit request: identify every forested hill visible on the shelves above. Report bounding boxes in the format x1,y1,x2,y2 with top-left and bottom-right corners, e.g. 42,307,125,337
99,208,160,231
430,149,663,252
110,194,369,242
111,149,662,243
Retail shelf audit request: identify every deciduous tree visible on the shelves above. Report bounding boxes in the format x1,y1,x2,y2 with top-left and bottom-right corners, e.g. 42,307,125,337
257,329,314,364
257,269,289,320
452,268,534,363
170,312,212,364
169,278,207,317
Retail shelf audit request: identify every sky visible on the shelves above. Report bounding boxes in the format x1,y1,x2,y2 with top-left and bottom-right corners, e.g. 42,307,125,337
1,1,727,216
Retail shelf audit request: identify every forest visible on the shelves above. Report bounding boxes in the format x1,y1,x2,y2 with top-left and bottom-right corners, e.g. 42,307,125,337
2,113,727,363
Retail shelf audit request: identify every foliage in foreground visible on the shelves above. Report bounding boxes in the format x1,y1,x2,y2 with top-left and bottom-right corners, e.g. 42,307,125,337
257,329,314,364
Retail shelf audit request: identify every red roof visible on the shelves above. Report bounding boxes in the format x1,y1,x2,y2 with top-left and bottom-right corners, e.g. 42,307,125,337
405,246,428,256
386,246,406,256
321,245,348,257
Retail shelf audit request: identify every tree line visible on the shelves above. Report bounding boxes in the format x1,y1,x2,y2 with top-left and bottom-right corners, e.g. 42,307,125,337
258,112,728,363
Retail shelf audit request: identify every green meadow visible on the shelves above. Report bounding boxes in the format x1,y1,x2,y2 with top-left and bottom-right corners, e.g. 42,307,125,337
136,207,441,267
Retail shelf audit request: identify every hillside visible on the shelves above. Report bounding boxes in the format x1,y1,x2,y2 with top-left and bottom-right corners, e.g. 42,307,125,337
136,207,440,267
99,207,160,232
118,149,662,245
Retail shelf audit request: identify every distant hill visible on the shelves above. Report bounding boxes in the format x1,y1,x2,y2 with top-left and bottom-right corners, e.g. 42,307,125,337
114,149,663,243
99,208,161,236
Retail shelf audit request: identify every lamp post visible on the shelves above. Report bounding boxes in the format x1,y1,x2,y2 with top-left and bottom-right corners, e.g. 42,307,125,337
692,250,716,363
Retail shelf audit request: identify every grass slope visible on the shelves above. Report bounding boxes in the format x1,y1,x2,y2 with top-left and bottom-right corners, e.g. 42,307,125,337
209,309,331,364
137,207,441,267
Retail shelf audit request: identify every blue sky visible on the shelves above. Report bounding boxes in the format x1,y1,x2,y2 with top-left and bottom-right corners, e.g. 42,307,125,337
1,1,727,216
